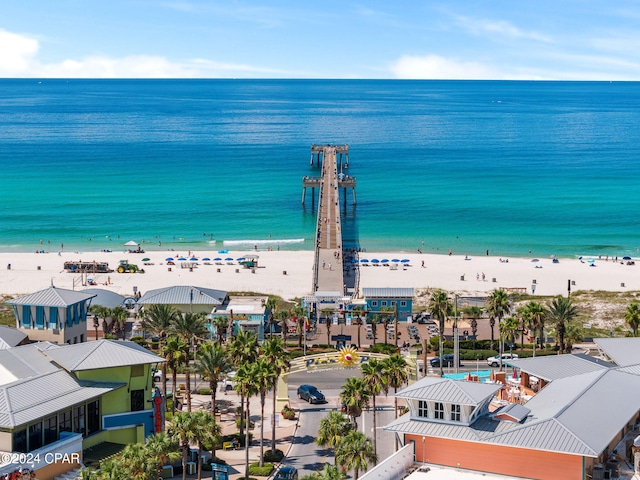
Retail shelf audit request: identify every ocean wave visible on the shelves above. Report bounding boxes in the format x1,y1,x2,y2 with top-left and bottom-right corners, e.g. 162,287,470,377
223,238,305,245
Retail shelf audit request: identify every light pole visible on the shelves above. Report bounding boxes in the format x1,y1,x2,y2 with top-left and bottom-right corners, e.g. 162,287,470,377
454,294,459,375
531,283,536,295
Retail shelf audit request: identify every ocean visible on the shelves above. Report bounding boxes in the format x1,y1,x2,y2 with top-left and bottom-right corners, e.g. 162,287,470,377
0,79,638,258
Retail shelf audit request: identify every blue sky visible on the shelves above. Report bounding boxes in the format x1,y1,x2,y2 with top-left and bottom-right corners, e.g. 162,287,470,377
2,1,640,79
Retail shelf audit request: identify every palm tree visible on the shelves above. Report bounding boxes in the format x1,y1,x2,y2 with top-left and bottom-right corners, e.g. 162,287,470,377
360,359,386,458
290,304,305,346
195,341,230,417
382,354,409,419
547,296,579,354
564,323,584,353
300,465,346,480
119,442,157,480
335,430,377,480
499,316,519,357
466,306,482,340
625,302,640,336
486,289,511,366
340,377,370,429
89,304,111,340
144,432,181,480
316,411,352,465
168,411,198,480
522,301,547,351
379,306,394,345
110,305,129,340
227,330,259,439
428,290,451,376
261,336,290,454
234,363,260,480
141,304,180,396
277,309,291,341
350,306,364,349
366,315,378,346
266,297,279,338
323,308,334,347
190,411,220,480
162,335,188,414
172,312,208,411
252,358,277,466
212,316,229,344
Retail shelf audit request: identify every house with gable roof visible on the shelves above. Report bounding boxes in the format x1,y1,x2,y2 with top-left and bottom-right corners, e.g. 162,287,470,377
385,348,640,480
0,339,164,480
6,286,96,345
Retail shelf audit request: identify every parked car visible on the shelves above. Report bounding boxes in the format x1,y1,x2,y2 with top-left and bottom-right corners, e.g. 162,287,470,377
430,354,461,367
297,384,326,404
275,466,298,480
152,369,162,383
487,353,519,367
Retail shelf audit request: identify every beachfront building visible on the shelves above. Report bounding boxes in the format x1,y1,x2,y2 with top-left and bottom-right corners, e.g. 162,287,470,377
0,339,163,480
0,325,28,350
6,286,96,345
211,295,269,341
361,288,414,322
137,285,227,314
384,347,640,480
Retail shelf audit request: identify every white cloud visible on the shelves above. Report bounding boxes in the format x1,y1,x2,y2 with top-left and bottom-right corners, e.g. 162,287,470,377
454,15,552,43
0,28,39,73
389,54,500,80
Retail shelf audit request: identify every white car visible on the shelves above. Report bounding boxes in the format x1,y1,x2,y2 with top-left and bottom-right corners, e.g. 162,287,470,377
487,353,519,367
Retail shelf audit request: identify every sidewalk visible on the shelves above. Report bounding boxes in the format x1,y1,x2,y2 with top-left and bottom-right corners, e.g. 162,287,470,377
177,390,298,480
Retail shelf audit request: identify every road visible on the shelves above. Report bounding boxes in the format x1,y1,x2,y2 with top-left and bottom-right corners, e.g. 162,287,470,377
283,369,401,477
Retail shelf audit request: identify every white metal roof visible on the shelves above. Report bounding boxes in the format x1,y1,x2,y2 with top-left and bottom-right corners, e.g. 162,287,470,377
593,337,640,366
137,285,227,306
507,353,613,381
362,288,415,298
6,286,96,307
397,376,501,405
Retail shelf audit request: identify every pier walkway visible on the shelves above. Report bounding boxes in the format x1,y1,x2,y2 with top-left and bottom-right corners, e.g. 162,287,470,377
312,146,346,295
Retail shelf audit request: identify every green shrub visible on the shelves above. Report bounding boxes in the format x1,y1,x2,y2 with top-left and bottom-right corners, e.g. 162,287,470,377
199,388,211,395
236,417,255,429
369,343,399,354
263,449,284,463
248,462,273,476
281,405,296,420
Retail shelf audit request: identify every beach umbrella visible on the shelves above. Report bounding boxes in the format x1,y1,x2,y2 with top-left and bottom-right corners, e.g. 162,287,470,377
401,259,410,263
371,259,380,264
587,259,595,263
531,259,540,262
236,257,245,261
165,257,174,261
391,259,400,263
225,257,234,261
178,257,187,261
142,257,150,262
381,259,389,263
124,240,139,246
214,257,222,261
190,257,198,261
623,256,632,260
202,257,211,261
360,259,369,263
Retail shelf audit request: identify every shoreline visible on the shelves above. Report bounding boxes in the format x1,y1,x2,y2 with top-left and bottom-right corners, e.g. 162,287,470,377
0,249,637,301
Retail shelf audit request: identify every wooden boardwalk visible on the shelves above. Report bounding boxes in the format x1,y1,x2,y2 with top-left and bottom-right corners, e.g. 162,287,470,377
313,146,345,295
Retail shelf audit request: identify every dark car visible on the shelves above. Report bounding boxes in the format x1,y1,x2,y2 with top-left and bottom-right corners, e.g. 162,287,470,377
275,466,298,480
297,384,326,404
430,354,461,367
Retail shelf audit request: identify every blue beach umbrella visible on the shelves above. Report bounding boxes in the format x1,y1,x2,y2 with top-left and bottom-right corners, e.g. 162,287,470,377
381,258,389,263
236,257,245,261
360,259,369,263
587,259,595,263
401,259,410,263
178,257,187,261
190,257,198,261
371,259,380,264
391,259,400,263
165,257,174,261
225,257,234,261
202,257,211,261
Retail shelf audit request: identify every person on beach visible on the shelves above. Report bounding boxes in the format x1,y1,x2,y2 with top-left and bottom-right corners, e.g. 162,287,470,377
421,260,425,268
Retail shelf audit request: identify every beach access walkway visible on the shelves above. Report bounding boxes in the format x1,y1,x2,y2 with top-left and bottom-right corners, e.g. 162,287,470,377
313,146,345,295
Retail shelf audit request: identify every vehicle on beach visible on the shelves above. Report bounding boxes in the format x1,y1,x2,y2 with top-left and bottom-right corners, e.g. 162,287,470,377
297,384,326,403
487,353,519,367
63,261,112,273
117,260,144,273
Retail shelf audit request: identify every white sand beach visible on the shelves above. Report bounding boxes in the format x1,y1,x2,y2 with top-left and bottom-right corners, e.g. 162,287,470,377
0,249,637,301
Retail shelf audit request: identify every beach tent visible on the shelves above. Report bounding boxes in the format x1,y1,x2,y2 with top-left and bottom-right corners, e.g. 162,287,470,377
124,240,139,246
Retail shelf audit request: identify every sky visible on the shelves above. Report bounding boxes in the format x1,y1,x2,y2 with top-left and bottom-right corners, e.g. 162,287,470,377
2,1,640,80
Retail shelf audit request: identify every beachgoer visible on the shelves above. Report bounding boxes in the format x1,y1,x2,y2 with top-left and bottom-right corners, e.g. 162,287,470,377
421,260,425,268
482,272,485,281
476,273,479,280
322,261,325,270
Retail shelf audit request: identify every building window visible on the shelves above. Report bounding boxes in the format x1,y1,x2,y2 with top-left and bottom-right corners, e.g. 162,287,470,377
417,400,428,418
371,301,378,307
59,410,72,432
400,301,407,307
73,405,86,435
44,415,58,445
131,389,145,412
87,400,100,434
131,364,144,377
13,429,27,453
434,402,444,420
381,301,388,307
29,422,43,450
451,404,461,422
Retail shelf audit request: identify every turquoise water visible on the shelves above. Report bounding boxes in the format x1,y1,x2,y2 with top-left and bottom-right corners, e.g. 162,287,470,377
0,79,638,257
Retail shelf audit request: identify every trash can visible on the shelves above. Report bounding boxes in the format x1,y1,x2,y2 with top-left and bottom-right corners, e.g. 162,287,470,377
217,268,221,273
6,264,10,270
283,270,287,275
460,275,464,281
37,266,41,270
168,267,172,272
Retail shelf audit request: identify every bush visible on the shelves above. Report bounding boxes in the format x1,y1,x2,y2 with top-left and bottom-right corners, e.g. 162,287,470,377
199,388,211,395
281,405,295,420
248,462,273,477
369,343,399,354
263,449,284,463
236,417,255,429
